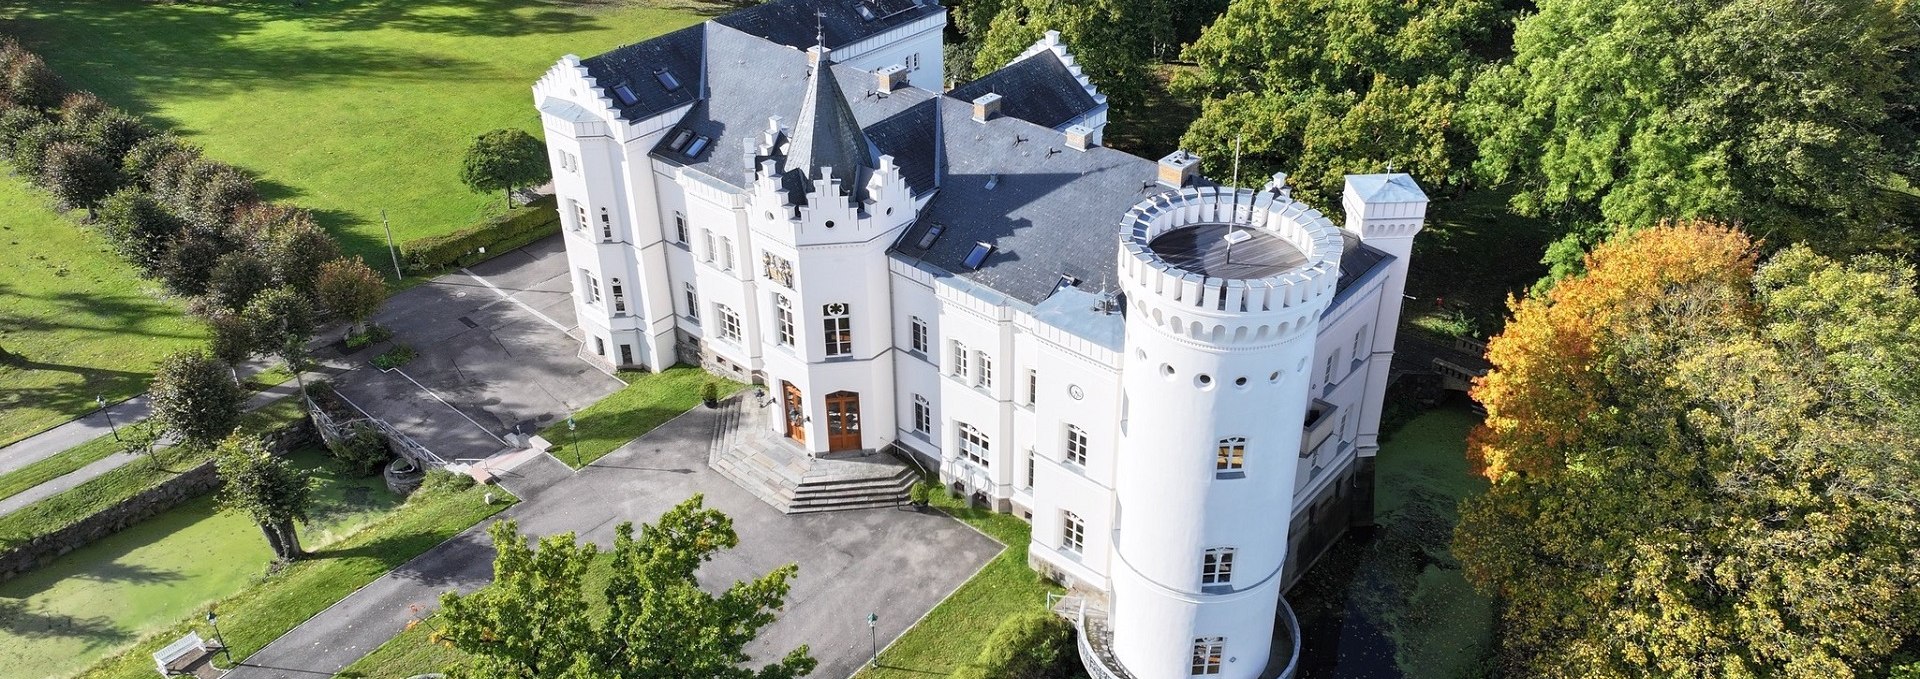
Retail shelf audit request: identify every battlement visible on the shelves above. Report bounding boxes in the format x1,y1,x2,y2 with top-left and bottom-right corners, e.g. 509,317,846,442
1117,186,1343,345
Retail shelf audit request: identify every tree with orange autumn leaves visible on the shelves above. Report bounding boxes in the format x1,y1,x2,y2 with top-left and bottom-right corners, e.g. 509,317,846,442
1454,221,1920,678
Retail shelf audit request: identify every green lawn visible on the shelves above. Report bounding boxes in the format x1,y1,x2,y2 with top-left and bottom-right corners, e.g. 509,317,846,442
0,175,208,447
541,366,741,468
856,489,1059,679
69,475,512,679
0,397,306,552
0,0,711,269
0,447,407,679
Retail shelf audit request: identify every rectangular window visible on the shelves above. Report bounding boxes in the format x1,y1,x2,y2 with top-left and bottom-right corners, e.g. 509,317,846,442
912,395,931,434
1324,350,1341,385
599,208,612,240
1064,425,1088,466
1352,327,1367,359
951,341,970,379
594,336,605,356
683,283,699,321
610,278,627,314
774,295,795,346
703,229,716,263
1201,548,1236,586
762,252,795,288
1216,437,1246,475
905,52,920,72
1061,511,1084,554
674,211,688,243
571,200,588,232
581,269,602,305
1191,638,1224,675
909,317,929,353
721,238,736,271
1025,369,1038,406
716,304,741,342
976,351,993,389
1025,450,1035,490
956,422,990,467
822,303,852,356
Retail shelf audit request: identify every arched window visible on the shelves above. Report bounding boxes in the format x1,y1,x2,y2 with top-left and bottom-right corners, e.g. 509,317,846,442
773,294,794,346
822,303,852,356
1061,511,1084,554
956,422,989,467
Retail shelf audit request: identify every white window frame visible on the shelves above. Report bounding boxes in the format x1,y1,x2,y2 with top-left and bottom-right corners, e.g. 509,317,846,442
1191,638,1224,675
909,316,929,353
976,351,993,389
951,340,969,379
610,277,626,314
1216,436,1246,476
823,303,853,357
956,422,989,467
571,199,587,232
1201,547,1236,587
673,211,687,243
581,269,602,306
721,238,736,272
683,282,699,321
1064,425,1088,466
912,394,931,435
1025,369,1038,406
774,294,795,346
716,304,741,342
1061,510,1084,554
702,229,717,263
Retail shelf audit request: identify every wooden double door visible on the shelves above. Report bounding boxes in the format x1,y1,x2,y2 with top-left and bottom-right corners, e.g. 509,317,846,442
781,384,862,452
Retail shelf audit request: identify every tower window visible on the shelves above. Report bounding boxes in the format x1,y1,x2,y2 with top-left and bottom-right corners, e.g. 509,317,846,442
716,304,741,342
909,317,929,353
1201,548,1236,587
823,303,852,356
1025,369,1038,406
581,269,602,306
721,238,736,271
572,200,588,232
1064,425,1088,466
956,422,990,467
702,230,716,263
1025,450,1035,490
673,211,687,243
599,207,612,240
683,283,699,321
610,278,626,314
1324,350,1342,385
1191,638,1224,675
1061,511,1084,554
912,394,931,434
774,294,795,346
1216,437,1246,476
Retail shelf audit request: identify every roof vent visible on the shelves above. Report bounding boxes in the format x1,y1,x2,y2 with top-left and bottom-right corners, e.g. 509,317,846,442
972,93,1003,123
653,67,681,92
1158,150,1202,188
917,223,946,249
613,83,640,106
984,174,999,190
964,242,994,270
1064,124,1095,151
876,64,909,94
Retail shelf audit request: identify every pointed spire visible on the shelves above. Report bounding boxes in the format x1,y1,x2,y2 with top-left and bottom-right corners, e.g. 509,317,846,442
781,43,875,206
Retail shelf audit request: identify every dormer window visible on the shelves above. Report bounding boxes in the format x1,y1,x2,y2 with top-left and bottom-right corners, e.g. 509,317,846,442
653,67,681,92
668,129,694,152
612,83,639,106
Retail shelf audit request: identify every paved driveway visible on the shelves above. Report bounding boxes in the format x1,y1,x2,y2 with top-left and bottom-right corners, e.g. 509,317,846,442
230,403,1002,678
327,236,622,462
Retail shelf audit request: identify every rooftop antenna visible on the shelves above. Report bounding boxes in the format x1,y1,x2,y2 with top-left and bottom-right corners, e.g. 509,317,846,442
816,10,826,51
1226,135,1248,260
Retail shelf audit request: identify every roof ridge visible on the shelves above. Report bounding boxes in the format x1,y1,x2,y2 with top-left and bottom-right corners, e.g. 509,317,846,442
783,45,877,204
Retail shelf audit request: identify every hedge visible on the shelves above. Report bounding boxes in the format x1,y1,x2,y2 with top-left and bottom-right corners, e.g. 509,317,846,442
400,194,558,272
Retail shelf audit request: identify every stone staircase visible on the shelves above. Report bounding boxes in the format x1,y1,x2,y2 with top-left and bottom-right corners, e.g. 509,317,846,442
709,398,917,514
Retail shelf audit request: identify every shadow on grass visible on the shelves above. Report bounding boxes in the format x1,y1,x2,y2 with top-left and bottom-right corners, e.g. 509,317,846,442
0,598,132,645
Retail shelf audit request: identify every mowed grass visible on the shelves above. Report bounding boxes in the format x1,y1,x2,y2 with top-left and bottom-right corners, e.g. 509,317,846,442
0,447,403,679
72,478,512,679
541,366,741,468
856,490,1058,679
0,0,712,267
0,176,207,447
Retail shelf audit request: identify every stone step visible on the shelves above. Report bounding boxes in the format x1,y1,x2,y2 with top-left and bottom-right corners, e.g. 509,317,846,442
786,497,908,514
790,476,916,497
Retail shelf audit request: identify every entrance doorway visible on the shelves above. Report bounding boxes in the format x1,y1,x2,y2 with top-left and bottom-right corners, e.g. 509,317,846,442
825,391,861,451
783,382,805,444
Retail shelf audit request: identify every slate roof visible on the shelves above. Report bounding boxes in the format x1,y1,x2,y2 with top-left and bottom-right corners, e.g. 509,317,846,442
579,24,705,122
781,48,878,204
1346,173,1429,203
716,0,942,52
947,49,1099,130
864,97,941,196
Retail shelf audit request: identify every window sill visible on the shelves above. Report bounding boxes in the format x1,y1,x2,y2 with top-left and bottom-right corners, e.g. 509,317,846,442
1214,470,1246,480
680,315,701,326
1201,584,1234,595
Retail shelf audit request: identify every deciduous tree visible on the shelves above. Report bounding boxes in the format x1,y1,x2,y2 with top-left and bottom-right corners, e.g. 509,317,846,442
437,496,816,679
204,308,256,385
96,188,184,274
315,257,387,335
1455,222,1920,677
207,251,273,312
245,286,316,386
40,138,119,211
459,128,548,209
215,434,314,560
970,0,1153,113
150,349,246,448
263,219,340,296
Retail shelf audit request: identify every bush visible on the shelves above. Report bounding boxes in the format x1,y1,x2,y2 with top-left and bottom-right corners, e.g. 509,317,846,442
8,117,64,178
343,324,392,349
329,422,392,477
96,188,185,273
158,227,234,296
3,53,62,110
0,105,48,154
416,468,476,497
56,91,107,127
123,133,197,188
400,194,558,273
950,610,1081,679
74,108,152,161
372,343,416,370
264,219,340,294
41,138,120,209
909,482,933,506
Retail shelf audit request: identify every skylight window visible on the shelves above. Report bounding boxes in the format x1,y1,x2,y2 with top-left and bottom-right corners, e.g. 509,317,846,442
964,242,994,270
855,4,876,20
684,135,711,157
917,223,945,249
613,83,639,106
667,129,694,151
654,68,682,92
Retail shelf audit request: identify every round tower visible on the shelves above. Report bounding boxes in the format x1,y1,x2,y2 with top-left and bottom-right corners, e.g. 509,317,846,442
1109,183,1344,678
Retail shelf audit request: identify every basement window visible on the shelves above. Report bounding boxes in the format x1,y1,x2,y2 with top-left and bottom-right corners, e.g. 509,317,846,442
963,242,994,270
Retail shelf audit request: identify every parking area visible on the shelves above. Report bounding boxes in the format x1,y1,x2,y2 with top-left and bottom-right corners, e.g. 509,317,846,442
327,236,623,461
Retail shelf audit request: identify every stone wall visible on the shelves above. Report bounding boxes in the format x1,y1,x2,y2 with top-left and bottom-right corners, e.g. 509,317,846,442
0,417,316,583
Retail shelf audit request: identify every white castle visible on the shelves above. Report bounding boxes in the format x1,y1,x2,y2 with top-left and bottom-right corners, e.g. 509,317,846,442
533,1,1425,676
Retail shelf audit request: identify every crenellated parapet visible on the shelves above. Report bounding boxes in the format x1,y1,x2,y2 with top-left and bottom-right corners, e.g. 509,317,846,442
1116,184,1345,349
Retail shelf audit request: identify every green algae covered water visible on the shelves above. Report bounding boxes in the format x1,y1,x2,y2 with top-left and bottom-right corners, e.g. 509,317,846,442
1289,405,1498,678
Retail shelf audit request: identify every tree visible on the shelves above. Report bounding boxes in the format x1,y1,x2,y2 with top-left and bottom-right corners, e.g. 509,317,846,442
204,309,256,385
459,129,549,209
437,495,816,679
315,257,387,335
150,349,246,448
96,188,185,274
1174,0,1517,205
157,227,234,297
40,139,119,211
245,286,316,384
207,251,274,312
1467,0,1920,254
215,434,314,560
262,219,340,296
2,53,62,110
122,420,166,471
971,0,1153,113
1455,222,1920,677
950,610,1078,679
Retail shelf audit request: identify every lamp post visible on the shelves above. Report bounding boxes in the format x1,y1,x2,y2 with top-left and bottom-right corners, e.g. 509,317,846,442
567,416,580,468
95,395,120,442
867,612,878,668
205,608,232,665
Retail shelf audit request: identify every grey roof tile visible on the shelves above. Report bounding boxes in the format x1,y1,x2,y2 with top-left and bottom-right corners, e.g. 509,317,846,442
715,0,942,52
579,24,705,122
947,49,1098,130
781,48,877,204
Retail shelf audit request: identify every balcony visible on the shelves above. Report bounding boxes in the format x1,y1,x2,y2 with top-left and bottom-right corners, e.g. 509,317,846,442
1052,594,1301,679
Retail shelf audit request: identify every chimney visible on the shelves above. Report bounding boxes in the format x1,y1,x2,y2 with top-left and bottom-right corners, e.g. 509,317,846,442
1158,150,1202,188
1064,124,1095,151
876,64,908,93
971,93,1003,123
